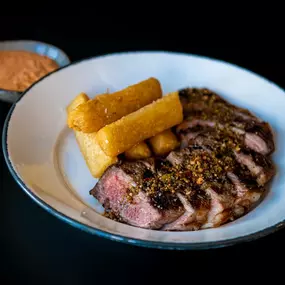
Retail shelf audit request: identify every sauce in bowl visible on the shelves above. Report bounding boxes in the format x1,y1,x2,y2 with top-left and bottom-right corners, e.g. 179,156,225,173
0,50,59,92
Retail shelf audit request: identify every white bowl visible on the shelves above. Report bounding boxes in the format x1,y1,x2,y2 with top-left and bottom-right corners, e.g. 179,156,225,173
3,51,285,249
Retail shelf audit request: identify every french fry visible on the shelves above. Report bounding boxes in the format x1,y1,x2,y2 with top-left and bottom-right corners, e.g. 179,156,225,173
67,93,117,178
74,132,118,178
149,129,179,156
125,141,152,160
67,77,162,133
66,92,89,114
96,92,183,157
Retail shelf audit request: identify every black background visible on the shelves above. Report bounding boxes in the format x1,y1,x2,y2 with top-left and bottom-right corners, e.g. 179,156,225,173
1,17,285,284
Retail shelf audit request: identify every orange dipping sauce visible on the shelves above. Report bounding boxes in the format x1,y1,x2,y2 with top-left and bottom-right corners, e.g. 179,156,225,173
0,50,59,92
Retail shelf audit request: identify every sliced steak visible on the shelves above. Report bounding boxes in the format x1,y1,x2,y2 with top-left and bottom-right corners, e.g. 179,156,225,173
177,87,275,155
162,194,197,231
90,162,183,229
166,146,236,229
162,192,210,231
166,145,207,165
201,188,233,229
182,130,275,186
233,150,275,185
184,134,268,218
179,88,228,115
242,122,275,154
179,125,213,149
179,88,260,124
176,118,274,155
167,142,268,228
227,172,264,217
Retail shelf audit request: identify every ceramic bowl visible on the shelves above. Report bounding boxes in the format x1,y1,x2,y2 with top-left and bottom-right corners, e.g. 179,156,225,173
3,51,285,249
0,40,70,103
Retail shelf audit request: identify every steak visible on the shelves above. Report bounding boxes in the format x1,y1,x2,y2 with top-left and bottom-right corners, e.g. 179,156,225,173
90,161,184,229
89,87,276,231
180,130,275,186
177,118,273,155
162,193,209,231
177,88,275,155
179,88,260,124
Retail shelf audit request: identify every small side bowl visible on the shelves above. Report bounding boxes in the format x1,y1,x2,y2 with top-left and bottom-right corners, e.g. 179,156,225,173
0,40,71,104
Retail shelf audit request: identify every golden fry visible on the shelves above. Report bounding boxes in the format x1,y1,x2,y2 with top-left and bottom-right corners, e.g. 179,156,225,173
149,129,179,156
67,77,162,133
66,92,89,114
96,92,183,157
67,93,117,178
125,141,152,160
74,131,118,178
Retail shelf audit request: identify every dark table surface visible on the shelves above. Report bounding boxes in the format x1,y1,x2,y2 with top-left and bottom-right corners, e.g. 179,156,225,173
1,18,285,284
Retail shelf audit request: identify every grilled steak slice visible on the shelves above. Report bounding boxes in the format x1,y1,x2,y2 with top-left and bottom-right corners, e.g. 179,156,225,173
91,146,268,230
166,145,206,165
90,161,183,229
182,130,275,186
233,150,275,185
188,133,268,212
242,121,274,155
166,142,268,228
179,88,260,123
201,188,233,229
177,118,274,155
166,147,236,229
163,186,234,230
177,88,275,155
162,193,209,231
227,172,264,217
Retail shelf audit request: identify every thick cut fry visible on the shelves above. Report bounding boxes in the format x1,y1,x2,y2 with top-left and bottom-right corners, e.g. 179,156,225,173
67,93,117,178
66,92,89,114
74,132,118,178
68,77,162,133
125,141,152,160
149,129,179,156
96,92,183,157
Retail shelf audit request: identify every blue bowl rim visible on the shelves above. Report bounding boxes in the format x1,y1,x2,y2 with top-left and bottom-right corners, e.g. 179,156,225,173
2,51,285,250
